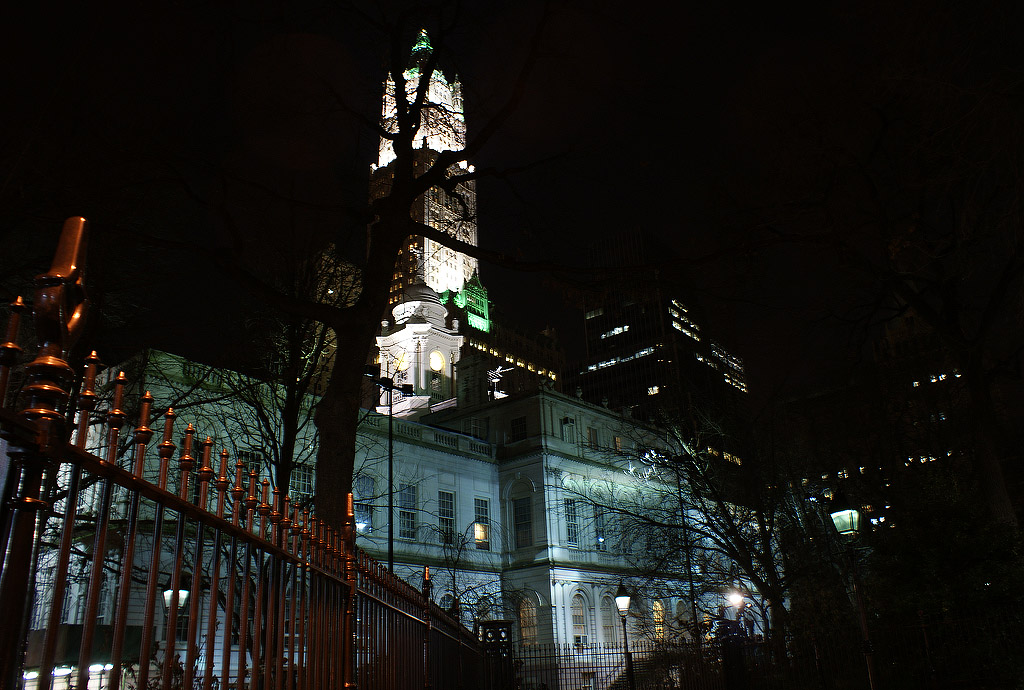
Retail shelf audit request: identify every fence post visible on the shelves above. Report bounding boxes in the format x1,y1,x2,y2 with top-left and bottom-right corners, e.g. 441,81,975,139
0,217,88,690
423,566,432,690
343,492,357,689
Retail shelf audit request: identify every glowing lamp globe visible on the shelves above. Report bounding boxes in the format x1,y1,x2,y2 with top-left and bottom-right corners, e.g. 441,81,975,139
830,508,861,537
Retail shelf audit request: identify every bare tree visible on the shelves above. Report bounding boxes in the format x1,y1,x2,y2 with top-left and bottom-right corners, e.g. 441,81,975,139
563,407,825,644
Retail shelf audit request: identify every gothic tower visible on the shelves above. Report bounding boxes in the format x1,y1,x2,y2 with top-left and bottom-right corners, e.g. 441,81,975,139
370,30,479,305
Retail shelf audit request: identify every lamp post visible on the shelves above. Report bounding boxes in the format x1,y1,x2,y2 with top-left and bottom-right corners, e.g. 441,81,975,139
728,591,746,634
615,583,637,690
162,586,190,611
829,504,878,690
365,365,414,572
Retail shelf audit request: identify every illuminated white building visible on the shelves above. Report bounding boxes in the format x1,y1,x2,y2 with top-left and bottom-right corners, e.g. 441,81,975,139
374,278,463,418
372,30,479,303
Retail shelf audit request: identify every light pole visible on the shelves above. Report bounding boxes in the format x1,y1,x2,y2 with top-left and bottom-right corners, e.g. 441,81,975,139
615,583,637,690
829,504,878,690
365,365,414,572
728,591,746,634
162,586,190,611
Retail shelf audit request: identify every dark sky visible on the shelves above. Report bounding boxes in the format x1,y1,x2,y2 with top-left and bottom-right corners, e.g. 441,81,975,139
3,0,1020,408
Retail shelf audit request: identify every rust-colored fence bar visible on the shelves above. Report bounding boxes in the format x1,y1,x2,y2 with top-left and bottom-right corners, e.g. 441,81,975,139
0,217,487,690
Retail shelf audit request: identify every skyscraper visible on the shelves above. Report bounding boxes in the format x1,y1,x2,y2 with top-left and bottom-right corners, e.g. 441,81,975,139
573,232,748,432
372,30,562,398
370,30,479,305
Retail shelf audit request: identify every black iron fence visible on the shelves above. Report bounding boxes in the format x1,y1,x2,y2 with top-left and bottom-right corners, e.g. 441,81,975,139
506,616,1024,690
0,218,484,690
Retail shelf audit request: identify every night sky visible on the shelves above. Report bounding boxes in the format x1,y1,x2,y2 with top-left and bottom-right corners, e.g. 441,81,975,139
3,0,1020,410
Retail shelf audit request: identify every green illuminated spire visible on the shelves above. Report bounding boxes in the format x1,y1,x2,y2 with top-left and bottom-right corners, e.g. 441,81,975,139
412,29,432,56
406,29,433,78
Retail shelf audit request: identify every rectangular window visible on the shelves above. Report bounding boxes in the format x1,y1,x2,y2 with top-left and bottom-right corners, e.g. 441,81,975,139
509,416,527,442
613,436,623,453
565,499,579,547
96,584,109,625
474,498,490,550
238,451,264,480
595,509,607,551
354,475,374,532
399,483,417,540
438,490,455,545
587,427,599,449
561,418,576,443
513,497,533,549
290,464,314,504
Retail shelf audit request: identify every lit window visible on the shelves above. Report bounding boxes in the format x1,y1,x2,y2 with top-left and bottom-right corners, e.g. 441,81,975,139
599,325,629,339
474,498,490,550
647,386,659,395
653,600,665,640
585,308,604,319
519,599,537,644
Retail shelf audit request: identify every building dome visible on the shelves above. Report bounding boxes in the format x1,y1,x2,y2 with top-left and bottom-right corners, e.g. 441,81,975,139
391,278,449,328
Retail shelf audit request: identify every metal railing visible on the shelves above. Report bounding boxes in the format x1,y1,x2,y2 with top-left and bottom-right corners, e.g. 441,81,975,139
0,217,484,690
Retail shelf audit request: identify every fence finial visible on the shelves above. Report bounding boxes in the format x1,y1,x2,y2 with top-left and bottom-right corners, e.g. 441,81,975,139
20,217,89,439
0,296,27,407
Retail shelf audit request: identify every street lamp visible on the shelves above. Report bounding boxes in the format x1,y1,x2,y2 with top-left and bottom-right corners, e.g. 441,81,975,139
829,503,877,690
829,507,861,537
728,591,747,633
365,364,414,572
615,583,637,690
162,587,190,611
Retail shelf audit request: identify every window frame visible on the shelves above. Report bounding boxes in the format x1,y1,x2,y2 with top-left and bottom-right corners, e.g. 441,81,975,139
398,483,418,540
474,498,490,550
513,496,532,549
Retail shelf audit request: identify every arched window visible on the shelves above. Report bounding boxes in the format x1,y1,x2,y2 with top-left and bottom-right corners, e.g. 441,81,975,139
518,599,537,645
653,600,665,640
601,596,619,647
571,594,588,645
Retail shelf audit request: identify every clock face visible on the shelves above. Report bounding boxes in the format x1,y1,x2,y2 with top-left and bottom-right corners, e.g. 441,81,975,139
395,350,411,372
429,350,445,372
